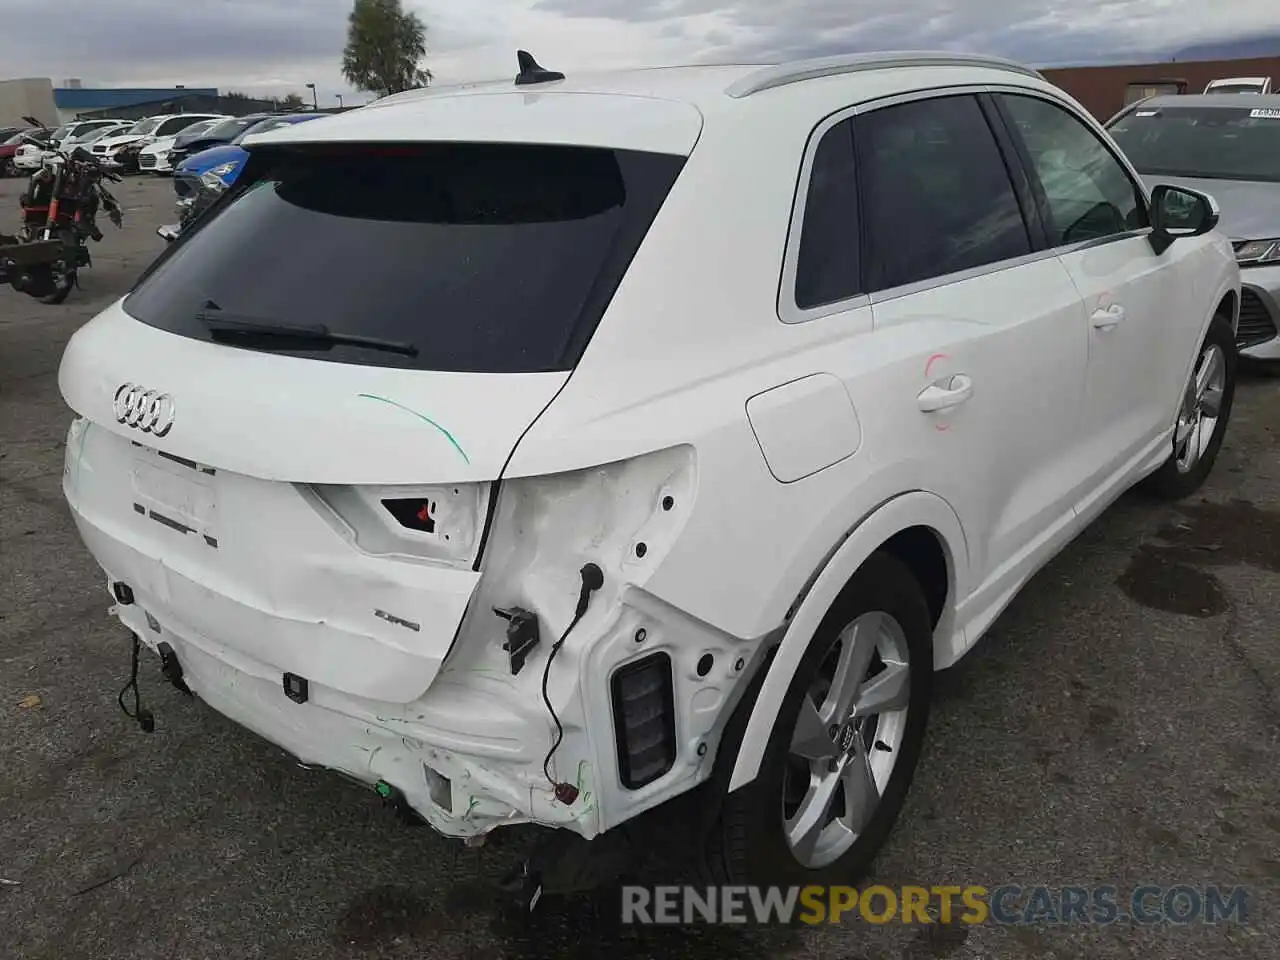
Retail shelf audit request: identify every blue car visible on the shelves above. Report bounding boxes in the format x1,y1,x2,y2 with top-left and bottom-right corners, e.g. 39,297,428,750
174,113,326,198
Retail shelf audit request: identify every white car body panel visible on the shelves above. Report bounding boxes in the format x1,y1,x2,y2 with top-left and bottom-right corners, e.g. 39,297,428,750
59,56,1241,840
59,300,568,485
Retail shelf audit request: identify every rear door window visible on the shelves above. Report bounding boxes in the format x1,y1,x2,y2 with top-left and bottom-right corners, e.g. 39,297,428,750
124,142,685,372
854,94,1033,292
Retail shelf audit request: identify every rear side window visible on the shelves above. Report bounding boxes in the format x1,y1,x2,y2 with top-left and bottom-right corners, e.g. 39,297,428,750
794,119,860,309
124,143,685,372
855,94,1032,292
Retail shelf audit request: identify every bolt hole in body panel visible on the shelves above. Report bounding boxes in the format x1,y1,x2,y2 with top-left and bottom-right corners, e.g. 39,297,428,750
745,373,863,483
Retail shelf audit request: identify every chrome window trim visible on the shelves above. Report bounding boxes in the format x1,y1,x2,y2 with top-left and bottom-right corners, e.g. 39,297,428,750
869,247,1061,305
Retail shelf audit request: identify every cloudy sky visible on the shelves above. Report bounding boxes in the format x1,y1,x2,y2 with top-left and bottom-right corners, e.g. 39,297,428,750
1,0,1276,103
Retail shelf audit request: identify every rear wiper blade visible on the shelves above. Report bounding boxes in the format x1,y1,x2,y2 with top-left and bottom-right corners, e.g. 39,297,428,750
195,311,418,357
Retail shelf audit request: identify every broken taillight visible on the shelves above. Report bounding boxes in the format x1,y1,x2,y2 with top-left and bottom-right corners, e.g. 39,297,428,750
302,482,492,567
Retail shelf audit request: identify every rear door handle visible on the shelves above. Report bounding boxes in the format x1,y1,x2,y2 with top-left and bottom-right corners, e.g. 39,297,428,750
917,373,974,412
1091,303,1126,330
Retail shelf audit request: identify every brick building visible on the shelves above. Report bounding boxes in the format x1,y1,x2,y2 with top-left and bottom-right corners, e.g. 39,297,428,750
1042,56,1280,121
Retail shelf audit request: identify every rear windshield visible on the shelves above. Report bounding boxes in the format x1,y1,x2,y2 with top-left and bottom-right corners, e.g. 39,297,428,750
1205,84,1264,94
1108,106,1280,182
124,142,685,373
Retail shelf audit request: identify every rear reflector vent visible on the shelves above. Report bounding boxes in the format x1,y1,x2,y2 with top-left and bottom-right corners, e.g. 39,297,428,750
611,652,677,789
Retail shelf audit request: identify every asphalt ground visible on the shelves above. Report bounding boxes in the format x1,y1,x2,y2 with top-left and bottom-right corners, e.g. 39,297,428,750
1,174,1278,960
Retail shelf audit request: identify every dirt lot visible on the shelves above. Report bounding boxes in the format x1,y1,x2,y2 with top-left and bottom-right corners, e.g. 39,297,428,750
1,174,1278,960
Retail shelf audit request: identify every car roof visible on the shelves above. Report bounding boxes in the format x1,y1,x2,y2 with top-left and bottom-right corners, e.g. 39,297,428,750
249,51,1048,155
1135,93,1280,109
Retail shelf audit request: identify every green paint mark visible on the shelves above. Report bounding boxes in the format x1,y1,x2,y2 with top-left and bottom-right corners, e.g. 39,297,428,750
356,393,471,465
464,796,479,819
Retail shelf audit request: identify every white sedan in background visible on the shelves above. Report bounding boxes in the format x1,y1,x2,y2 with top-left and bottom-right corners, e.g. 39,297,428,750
138,118,225,174
12,118,130,170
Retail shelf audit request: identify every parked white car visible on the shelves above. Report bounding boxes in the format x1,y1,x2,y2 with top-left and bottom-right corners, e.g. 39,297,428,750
1203,76,1272,95
65,121,131,150
12,141,46,171
91,113,226,166
12,119,130,170
58,51,1241,892
138,118,223,173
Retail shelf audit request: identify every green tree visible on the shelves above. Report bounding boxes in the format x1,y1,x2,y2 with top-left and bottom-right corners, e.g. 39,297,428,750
225,90,251,101
280,92,305,108
341,0,432,98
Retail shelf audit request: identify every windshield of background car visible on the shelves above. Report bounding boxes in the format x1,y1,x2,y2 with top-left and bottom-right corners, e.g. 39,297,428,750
1108,105,1280,182
126,118,160,136
123,142,686,373
3,132,28,145
232,117,301,143
51,125,72,140
172,120,210,137
205,117,260,141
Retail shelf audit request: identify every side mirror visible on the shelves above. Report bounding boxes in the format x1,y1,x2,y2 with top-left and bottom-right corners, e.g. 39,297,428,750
1149,184,1220,254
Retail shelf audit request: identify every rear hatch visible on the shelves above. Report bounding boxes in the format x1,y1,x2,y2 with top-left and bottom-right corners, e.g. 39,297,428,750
60,129,687,702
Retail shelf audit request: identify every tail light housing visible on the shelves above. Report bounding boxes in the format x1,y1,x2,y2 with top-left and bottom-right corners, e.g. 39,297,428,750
302,482,492,568
611,652,677,789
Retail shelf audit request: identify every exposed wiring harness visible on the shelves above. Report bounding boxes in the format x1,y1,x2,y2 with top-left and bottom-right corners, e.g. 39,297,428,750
118,633,154,732
540,562,604,804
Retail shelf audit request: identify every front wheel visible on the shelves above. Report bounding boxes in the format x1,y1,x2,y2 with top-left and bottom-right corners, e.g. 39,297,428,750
1139,313,1237,500
707,552,933,885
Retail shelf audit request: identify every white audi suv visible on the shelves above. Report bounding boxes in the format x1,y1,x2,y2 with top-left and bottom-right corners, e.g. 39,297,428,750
59,51,1240,891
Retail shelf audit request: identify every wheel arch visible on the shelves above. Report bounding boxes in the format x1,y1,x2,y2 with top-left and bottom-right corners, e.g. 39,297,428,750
726,491,967,793
1168,275,1240,421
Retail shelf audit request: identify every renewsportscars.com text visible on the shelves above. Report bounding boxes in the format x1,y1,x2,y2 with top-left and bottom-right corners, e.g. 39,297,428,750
620,884,1251,926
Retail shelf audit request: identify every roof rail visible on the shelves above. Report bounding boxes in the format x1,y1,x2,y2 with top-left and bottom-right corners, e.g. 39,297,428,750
724,51,1045,99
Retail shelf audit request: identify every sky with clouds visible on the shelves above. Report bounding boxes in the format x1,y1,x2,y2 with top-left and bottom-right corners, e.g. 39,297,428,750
0,0,1276,103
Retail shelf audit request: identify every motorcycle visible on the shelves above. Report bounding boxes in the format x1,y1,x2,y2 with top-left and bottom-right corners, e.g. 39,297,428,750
1,134,124,303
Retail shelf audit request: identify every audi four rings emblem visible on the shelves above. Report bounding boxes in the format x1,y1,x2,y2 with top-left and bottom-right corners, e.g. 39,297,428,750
113,383,176,437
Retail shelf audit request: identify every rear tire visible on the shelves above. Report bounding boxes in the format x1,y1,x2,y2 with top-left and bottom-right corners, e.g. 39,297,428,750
707,552,933,886
1139,314,1236,500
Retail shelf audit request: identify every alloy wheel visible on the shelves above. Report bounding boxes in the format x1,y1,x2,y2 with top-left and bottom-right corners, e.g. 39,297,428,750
1174,342,1226,474
781,611,911,869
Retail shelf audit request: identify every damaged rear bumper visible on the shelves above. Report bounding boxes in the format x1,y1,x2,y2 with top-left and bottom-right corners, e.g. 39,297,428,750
105,583,583,837
63,420,769,841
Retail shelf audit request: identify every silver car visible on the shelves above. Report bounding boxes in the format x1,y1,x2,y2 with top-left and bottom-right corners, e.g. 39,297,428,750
1108,94,1280,360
